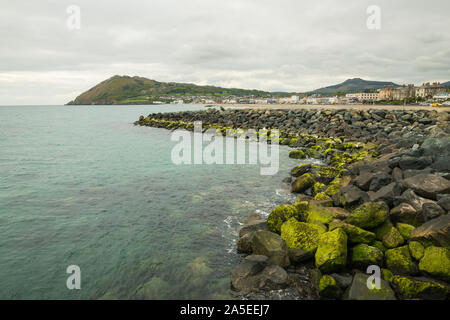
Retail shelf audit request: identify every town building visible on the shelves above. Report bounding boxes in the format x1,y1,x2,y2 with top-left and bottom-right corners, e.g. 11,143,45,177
393,84,415,100
415,82,446,98
345,92,379,102
378,86,395,101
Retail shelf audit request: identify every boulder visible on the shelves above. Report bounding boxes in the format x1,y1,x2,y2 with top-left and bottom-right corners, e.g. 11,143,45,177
251,231,290,267
346,201,389,229
329,219,375,244
239,220,268,238
281,218,326,253
394,189,435,212
418,246,450,282
230,255,289,294
382,226,405,249
267,204,300,234
390,275,450,300
315,228,348,273
422,202,445,221
291,173,316,194
402,174,450,200
319,275,342,299
333,185,369,208
288,248,313,264
369,171,393,192
291,163,312,177
408,241,425,261
354,170,374,191
436,194,450,212
237,233,254,253
385,246,418,275
289,149,306,159
306,204,340,225
410,214,450,247
370,182,403,207
350,244,384,269
392,167,403,182
344,273,396,300
390,202,425,227
398,156,433,170
330,273,353,290
396,223,415,240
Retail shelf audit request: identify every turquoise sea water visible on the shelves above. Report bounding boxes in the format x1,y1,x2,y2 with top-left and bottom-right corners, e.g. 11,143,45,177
0,105,304,300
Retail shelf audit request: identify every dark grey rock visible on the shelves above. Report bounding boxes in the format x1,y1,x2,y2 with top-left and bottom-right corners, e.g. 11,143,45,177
402,174,450,200
369,172,393,192
410,214,450,247
371,182,403,207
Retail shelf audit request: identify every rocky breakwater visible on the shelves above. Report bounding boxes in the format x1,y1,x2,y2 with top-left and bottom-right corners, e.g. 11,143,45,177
135,108,450,300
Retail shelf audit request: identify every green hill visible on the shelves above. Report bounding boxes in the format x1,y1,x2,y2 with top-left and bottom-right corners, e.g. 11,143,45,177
67,75,272,105
310,78,399,95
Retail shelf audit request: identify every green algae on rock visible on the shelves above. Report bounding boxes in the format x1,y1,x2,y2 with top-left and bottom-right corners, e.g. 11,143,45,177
390,275,450,300
350,244,384,269
344,273,396,300
346,201,389,229
291,173,316,194
418,246,450,282
319,275,342,299
306,203,339,225
267,204,300,234
385,246,418,276
281,218,326,253
396,223,415,240
408,241,425,261
315,228,348,273
382,226,405,249
329,219,375,244
289,149,306,159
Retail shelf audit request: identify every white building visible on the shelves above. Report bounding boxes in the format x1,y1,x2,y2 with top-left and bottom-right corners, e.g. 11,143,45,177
345,92,379,102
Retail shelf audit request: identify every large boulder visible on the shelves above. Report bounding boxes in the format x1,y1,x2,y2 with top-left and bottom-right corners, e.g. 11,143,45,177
410,214,450,247
344,273,396,300
288,248,313,264
333,185,369,208
319,275,342,299
398,156,433,170
408,241,425,261
267,204,301,234
369,171,393,192
291,163,312,177
382,226,405,249
239,220,268,238
437,194,450,212
346,201,389,229
390,275,450,300
402,174,450,200
422,202,446,221
251,231,290,267
329,219,375,244
315,228,348,273
394,189,435,212
230,255,289,294
385,246,418,276
390,202,425,227
354,170,374,191
350,244,384,269
289,149,306,159
418,246,450,282
291,173,315,194
370,182,403,207
306,204,340,224
281,218,326,253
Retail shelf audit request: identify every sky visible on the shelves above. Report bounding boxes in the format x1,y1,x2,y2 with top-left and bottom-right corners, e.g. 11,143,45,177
0,0,449,105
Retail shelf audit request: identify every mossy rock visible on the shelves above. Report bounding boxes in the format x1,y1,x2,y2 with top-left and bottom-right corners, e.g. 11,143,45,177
346,201,388,229
267,204,300,234
313,182,326,195
325,178,341,196
381,268,394,282
396,223,415,240
315,228,348,273
313,192,332,202
306,204,339,225
289,149,306,159
291,163,311,177
291,173,316,194
319,275,342,299
350,244,384,269
315,166,341,184
374,219,394,241
344,273,396,300
385,246,418,275
329,219,375,244
382,227,405,249
418,246,450,282
390,275,450,300
372,240,387,253
307,145,322,158
409,241,425,261
281,218,326,253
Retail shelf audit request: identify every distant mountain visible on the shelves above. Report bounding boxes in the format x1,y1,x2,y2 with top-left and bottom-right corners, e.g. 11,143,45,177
442,81,450,88
67,75,272,105
310,78,399,95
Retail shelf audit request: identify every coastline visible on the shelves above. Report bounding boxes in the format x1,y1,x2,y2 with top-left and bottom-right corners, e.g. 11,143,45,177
135,107,450,300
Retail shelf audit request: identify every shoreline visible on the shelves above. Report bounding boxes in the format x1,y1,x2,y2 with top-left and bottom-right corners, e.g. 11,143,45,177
135,107,450,300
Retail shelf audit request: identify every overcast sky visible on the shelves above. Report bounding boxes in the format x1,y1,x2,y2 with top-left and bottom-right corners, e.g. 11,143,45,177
0,0,449,105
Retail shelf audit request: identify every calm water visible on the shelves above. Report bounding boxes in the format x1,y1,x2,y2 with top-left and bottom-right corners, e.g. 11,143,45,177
0,105,304,300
